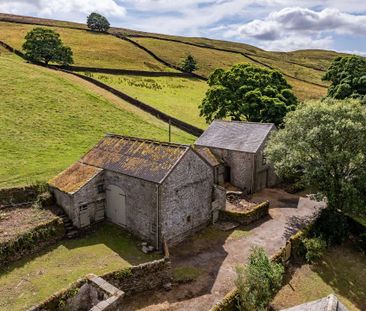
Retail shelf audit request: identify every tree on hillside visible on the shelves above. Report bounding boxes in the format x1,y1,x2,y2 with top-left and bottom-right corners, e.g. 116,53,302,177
322,55,366,104
23,28,73,66
87,12,110,32
199,64,298,126
235,247,284,311
181,54,198,73
265,99,366,216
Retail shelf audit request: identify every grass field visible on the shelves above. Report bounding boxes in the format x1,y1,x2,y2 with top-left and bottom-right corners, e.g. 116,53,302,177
272,243,366,311
86,73,209,129
0,21,173,70
132,37,251,77
0,53,193,188
131,37,328,101
0,223,159,311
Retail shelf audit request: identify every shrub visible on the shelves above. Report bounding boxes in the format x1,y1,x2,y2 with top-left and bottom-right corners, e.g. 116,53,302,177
235,247,284,311
181,54,198,73
312,208,349,245
87,12,110,32
303,237,327,263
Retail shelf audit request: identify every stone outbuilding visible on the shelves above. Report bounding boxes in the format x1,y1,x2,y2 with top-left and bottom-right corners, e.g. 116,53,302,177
49,134,223,248
195,120,278,193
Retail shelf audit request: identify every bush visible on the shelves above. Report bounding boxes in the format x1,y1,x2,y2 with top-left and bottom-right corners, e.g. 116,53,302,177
87,12,110,32
181,54,198,73
312,208,349,245
235,247,284,311
303,237,327,263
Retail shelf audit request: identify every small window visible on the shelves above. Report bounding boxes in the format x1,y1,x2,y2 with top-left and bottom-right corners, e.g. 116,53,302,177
187,215,191,223
97,184,105,193
79,204,88,210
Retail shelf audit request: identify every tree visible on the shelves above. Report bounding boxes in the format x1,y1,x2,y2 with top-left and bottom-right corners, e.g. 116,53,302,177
265,99,366,215
199,64,297,126
235,247,284,311
22,28,73,65
322,55,366,104
87,12,110,32
181,54,198,73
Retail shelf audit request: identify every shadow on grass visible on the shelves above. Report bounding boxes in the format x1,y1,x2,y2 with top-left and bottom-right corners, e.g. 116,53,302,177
311,242,366,311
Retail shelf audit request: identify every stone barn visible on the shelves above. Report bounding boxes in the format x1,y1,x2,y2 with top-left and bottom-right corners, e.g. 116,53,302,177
195,120,278,193
49,134,221,248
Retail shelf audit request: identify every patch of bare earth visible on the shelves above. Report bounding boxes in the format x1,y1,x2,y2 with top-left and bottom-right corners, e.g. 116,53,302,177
0,205,58,243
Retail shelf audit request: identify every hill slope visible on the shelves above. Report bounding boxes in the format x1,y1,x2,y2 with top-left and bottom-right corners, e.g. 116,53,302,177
0,49,193,188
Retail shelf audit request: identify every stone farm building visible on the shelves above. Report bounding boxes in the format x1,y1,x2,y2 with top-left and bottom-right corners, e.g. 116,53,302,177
49,134,224,248
195,120,278,193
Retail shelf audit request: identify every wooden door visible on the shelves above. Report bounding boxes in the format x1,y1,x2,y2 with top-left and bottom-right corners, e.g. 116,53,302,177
106,185,126,227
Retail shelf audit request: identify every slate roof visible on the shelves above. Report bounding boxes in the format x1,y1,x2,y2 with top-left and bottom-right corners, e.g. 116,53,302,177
195,120,275,153
49,162,102,194
281,294,348,311
194,146,223,167
79,134,189,184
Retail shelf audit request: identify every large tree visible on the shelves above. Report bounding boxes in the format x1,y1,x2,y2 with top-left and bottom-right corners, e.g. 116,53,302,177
265,99,366,215
23,28,73,65
199,64,297,126
87,12,110,32
322,55,366,104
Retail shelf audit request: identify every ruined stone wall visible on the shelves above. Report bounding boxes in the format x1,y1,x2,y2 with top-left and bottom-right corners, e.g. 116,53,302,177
104,171,157,245
160,149,214,246
0,185,39,207
210,148,255,193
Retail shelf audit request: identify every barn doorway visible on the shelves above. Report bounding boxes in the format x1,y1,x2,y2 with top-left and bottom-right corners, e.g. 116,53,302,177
106,185,126,227
224,165,231,182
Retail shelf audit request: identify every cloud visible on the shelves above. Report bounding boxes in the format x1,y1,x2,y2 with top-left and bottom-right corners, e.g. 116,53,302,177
0,0,126,19
229,7,366,51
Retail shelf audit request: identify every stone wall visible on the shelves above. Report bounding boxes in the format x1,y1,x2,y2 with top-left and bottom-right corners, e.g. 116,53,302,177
210,148,254,193
0,185,40,207
101,257,171,296
160,149,214,246
0,217,65,266
219,201,270,225
254,144,279,192
104,171,158,246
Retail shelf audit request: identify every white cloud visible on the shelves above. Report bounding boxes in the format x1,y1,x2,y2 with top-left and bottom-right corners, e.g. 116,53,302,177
0,0,126,19
229,7,366,51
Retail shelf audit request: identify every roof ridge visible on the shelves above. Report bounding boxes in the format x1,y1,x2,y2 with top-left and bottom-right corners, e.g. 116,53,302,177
212,120,275,126
105,133,190,149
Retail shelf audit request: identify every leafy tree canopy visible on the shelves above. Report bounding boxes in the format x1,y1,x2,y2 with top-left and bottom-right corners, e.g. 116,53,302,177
199,64,297,126
323,55,366,104
22,28,73,66
265,99,366,215
235,247,284,311
87,12,110,32
181,54,198,73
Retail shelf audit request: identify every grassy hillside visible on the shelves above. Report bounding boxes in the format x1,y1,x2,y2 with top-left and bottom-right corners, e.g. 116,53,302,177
85,73,208,128
0,52,193,188
0,21,173,70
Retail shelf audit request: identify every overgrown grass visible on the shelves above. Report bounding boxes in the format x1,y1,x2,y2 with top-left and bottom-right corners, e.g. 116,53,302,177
0,223,159,311
173,266,202,282
272,243,366,311
86,74,209,129
0,54,194,188
0,21,173,70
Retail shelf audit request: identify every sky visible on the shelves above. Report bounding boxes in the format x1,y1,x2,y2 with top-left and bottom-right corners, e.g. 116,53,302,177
0,0,365,54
